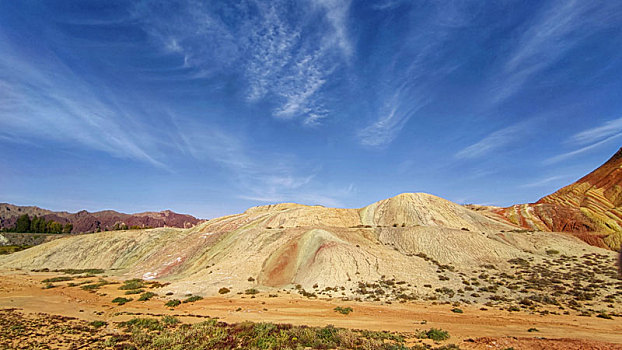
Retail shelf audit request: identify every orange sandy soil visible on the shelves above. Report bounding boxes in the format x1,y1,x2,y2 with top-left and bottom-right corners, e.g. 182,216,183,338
0,269,621,350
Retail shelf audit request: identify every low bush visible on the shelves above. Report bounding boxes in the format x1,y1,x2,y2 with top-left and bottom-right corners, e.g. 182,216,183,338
416,328,450,341
333,306,353,315
112,297,132,305
183,295,203,303
165,299,181,307
42,276,73,283
57,269,105,275
124,289,145,295
138,292,157,301
90,320,108,328
120,317,163,331
218,287,230,294
161,315,180,326
119,279,145,290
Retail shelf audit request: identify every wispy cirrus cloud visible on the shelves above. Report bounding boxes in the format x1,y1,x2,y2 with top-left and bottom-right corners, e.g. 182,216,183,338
454,123,526,160
492,0,619,105
519,175,568,188
572,117,622,145
0,34,166,168
545,117,622,164
134,0,352,126
357,85,427,147
357,1,481,148
169,112,348,207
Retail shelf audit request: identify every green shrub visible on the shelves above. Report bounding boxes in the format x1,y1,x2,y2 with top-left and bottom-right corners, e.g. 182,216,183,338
161,315,180,326
80,279,110,291
451,308,463,313
527,328,539,332
597,311,613,319
90,320,108,328
245,288,259,295
183,295,203,303
546,249,560,255
112,297,132,305
119,279,145,290
125,289,145,295
42,276,73,283
138,292,157,301
58,269,104,275
121,318,163,331
416,328,450,341
165,299,181,307
218,287,230,294
333,306,353,315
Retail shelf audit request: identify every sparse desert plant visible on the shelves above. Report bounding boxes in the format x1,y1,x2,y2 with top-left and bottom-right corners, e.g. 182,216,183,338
80,279,110,291
183,295,203,303
42,276,73,283
597,311,613,319
245,288,259,295
218,287,230,294
416,328,450,341
527,327,539,332
451,308,463,313
112,297,132,305
120,317,163,331
333,306,353,315
165,299,181,307
138,292,156,301
546,249,560,255
90,320,107,328
119,279,145,290
161,315,180,326
57,268,105,275
125,288,145,295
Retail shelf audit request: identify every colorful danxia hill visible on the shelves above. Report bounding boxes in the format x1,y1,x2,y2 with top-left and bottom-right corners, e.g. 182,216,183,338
490,147,622,251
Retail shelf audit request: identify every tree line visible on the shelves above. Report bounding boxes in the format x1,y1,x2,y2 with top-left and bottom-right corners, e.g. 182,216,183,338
1,214,72,234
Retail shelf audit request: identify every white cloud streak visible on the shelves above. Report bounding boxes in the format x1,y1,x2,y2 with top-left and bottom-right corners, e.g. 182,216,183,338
519,175,567,188
455,124,525,159
492,0,619,105
572,117,622,145
134,0,352,126
168,112,347,207
545,118,622,164
356,3,466,147
0,37,166,168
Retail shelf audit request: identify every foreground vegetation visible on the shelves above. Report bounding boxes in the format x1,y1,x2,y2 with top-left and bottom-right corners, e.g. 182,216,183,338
0,309,459,349
0,245,32,255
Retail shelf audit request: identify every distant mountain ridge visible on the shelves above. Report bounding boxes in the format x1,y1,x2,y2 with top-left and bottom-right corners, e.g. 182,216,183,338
0,203,202,233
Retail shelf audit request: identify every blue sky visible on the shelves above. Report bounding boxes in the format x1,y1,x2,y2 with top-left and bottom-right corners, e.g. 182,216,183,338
1,0,622,218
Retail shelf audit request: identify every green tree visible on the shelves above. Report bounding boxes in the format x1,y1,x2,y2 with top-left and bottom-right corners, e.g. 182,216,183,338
46,221,63,234
38,218,48,233
63,223,73,234
15,214,31,233
30,216,40,233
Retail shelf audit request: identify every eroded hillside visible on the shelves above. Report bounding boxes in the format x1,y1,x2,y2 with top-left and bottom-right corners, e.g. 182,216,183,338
1,193,619,319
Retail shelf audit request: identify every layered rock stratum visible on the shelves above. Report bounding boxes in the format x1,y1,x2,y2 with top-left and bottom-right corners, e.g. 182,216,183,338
488,147,622,251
